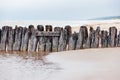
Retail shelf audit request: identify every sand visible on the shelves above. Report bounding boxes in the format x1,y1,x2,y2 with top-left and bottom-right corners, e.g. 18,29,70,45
72,20,120,33
46,48,120,80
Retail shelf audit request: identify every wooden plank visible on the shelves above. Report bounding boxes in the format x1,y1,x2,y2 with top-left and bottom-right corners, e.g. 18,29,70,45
36,31,60,37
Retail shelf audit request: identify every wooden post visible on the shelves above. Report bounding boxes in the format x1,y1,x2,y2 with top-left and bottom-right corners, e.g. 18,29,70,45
45,25,53,54
101,30,108,48
27,25,37,52
108,27,117,47
52,27,61,52
68,32,78,50
0,26,8,51
45,37,52,54
93,27,100,48
38,36,45,53
64,25,72,43
20,27,28,51
58,29,67,51
7,27,14,51
13,26,23,51
76,26,88,49
89,27,95,48
35,25,44,52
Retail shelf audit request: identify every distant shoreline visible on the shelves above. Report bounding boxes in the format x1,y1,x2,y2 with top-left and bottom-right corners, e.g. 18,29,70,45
0,20,120,28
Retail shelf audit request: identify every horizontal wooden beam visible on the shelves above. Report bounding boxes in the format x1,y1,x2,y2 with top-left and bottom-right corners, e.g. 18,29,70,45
36,31,61,37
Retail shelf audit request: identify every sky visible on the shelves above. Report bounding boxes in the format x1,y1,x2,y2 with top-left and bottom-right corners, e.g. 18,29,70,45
0,0,120,20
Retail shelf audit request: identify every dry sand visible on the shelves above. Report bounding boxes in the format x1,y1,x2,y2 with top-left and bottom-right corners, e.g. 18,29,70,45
46,48,120,80
72,20,120,33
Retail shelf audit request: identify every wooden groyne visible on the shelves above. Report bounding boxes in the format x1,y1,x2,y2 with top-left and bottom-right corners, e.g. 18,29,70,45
0,25,120,54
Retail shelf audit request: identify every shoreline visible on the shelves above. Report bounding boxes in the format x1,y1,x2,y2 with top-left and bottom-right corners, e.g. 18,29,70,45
0,20,120,28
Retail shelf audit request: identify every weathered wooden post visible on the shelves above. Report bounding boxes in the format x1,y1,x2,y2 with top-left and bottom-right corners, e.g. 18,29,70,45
6,27,14,51
82,26,88,48
0,26,8,51
85,27,92,48
27,25,37,52
68,32,78,50
76,26,88,49
37,32,46,54
20,27,29,51
45,37,52,54
45,25,53,54
89,27,95,48
93,27,100,48
36,25,46,54
64,25,72,50
108,27,117,47
52,27,61,52
101,30,108,48
58,29,67,51
13,26,23,51
76,26,83,49
64,25,72,42
36,25,44,52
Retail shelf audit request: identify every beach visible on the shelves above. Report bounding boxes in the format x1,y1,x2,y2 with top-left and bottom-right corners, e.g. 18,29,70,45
0,20,120,80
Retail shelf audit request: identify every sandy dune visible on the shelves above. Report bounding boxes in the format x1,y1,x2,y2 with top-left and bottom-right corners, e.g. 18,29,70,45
46,48,120,80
